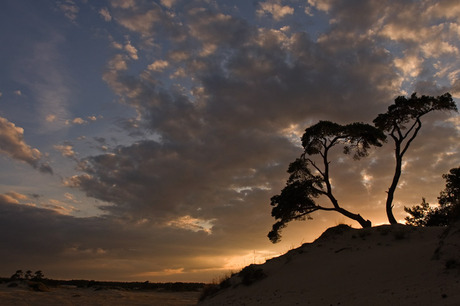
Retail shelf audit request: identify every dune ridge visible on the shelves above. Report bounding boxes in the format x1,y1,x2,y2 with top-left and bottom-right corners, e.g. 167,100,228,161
199,223,460,305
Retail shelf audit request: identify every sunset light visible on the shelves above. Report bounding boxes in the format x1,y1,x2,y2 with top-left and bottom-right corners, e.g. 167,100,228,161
0,0,459,288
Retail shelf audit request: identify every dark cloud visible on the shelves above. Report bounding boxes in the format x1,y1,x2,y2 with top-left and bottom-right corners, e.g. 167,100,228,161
68,133,295,221
0,195,255,281
77,0,459,260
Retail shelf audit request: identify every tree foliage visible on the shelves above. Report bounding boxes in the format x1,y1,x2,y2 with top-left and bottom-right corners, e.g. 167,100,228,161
439,167,460,208
373,93,458,224
268,121,385,243
25,270,33,280
34,270,45,281
9,269,45,281
404,198,436,227
405,167,460,227
10,270,24,280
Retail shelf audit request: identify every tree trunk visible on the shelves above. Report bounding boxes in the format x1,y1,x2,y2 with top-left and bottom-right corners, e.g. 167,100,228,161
322,142,372,228
386,147,402,224
326,190,372,228
336,207,372,228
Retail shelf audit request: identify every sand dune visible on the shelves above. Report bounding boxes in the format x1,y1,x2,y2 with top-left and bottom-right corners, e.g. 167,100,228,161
199,223,460,305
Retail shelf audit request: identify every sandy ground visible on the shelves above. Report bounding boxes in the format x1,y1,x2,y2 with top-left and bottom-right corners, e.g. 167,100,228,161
199,223,460,306
0,284,201,306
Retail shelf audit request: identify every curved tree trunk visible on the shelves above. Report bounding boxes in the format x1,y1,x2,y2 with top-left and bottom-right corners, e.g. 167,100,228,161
336,207,372,228
386,145,402,224
325,193,372,228
321,138,372,228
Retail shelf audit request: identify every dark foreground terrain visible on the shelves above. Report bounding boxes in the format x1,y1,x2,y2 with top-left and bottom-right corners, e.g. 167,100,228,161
0,279,203,306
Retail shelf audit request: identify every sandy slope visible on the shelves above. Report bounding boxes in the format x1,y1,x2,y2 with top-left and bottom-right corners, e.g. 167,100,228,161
200,223,460,306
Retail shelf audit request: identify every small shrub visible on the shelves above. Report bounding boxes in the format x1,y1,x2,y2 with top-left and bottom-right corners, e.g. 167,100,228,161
218,276,231,289
238,265,266,286
198,272,234,301
198,284,220,301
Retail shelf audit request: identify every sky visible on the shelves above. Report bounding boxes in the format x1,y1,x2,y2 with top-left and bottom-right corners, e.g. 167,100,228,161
0,0,459,282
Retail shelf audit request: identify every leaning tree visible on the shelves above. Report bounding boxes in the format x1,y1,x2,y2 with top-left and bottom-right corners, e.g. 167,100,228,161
268,121,386,243
373,93,457,224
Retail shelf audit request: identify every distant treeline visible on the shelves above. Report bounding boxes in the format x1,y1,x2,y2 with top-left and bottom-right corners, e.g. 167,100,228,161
0,276,205,292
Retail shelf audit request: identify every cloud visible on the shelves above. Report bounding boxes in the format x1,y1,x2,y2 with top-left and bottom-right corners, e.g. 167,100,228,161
90,2,460,236
160,0,177,9
56,0,80,22
307,0,333,12
124,41,138,60
64,192,80,203
394,54,423,78
0,198,120,278
147,60,169,72
68,117,86,125
17,31,73,133
44,199,77,215
186,9,252,50
107,54,128,72
110,0,137,10
110,39,123,50
0,116,52,174
166,215,216,234
54,144,76,158
46,114,57,122
427,0,460,21
109,1,177,38
170,67,186,78
62,116,100,126
0,194,20,204
0,195,270,281
99,7,112,21
6,191,29,201
257,1,294,21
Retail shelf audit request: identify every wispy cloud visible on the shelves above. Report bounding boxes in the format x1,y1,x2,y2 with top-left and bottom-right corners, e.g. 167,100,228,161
99,7,112,22
56,0,80,22
17,31,73,133
0,116,52,173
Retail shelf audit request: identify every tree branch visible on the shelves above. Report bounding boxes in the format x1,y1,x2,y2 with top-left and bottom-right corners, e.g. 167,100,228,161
292,205,337,221
306,158,324,177
401,118,422,156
